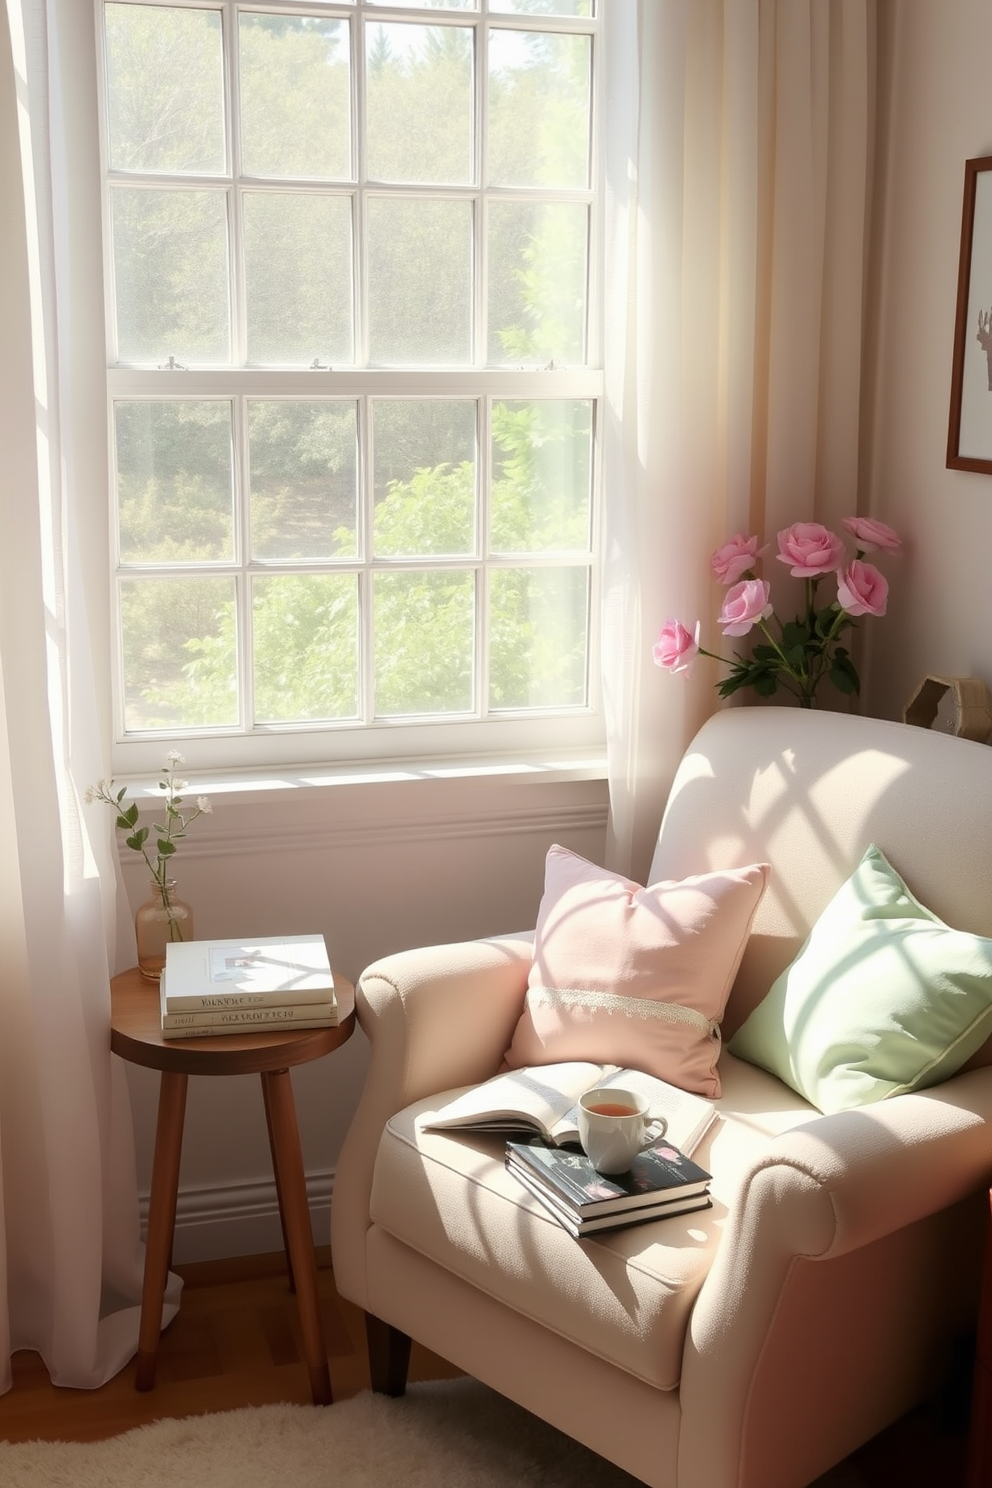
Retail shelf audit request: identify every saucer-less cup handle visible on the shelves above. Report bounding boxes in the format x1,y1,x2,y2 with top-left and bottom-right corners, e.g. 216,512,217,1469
577,1088,669,1174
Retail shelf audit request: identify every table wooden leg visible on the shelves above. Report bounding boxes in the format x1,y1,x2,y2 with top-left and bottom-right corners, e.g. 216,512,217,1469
135,1069,188,1391
261,1072,295,1295
261,1067,332,1406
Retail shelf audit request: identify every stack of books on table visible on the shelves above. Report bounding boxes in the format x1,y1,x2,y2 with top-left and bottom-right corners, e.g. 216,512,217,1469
159,934,337,1039
505,1137,712,1239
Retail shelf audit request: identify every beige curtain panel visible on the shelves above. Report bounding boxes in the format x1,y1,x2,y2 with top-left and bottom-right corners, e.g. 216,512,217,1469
0,0,178,1395
602,0,876,881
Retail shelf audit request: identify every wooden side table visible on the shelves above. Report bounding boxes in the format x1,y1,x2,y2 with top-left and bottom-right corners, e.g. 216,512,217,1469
110,966,355,1406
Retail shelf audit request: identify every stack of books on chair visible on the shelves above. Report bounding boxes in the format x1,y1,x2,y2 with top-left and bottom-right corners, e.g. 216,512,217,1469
505,1137,712,1239
159,934,337,1039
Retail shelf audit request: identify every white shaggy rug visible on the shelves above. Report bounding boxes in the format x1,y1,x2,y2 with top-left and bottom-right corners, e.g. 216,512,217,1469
0,1378,648,1488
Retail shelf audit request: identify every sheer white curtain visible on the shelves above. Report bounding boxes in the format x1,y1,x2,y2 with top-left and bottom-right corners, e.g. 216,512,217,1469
602,0,876,881
0,0,177,1394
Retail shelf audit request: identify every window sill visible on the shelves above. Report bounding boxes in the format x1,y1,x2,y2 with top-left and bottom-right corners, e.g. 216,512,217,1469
117,749,610,808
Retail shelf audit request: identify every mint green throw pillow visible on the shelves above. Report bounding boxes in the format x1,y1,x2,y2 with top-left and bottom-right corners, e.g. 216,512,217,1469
727,844,992,1113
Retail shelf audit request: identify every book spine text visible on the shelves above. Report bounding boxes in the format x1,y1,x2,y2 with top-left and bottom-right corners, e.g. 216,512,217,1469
161,1004,337,1030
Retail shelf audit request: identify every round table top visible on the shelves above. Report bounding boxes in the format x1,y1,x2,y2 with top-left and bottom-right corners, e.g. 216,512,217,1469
110,964,356,1076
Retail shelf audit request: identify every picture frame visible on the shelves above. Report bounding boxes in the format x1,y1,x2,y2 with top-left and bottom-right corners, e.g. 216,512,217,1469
947,155,992,474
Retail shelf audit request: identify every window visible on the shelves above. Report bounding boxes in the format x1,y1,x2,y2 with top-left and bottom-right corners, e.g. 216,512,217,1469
101,0,603,772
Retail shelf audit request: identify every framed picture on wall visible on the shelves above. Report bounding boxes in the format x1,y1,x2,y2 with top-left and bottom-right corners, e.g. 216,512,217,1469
948,155,992,474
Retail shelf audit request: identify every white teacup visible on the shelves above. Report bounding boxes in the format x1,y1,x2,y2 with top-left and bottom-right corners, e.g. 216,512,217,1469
577,1088,668,1174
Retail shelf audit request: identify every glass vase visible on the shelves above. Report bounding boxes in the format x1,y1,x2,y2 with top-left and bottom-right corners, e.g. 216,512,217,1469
135,878,194,981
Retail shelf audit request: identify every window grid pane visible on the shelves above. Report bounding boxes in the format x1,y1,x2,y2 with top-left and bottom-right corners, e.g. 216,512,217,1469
247,400,359,561
243,191,354,365
119,574,239,732
365,22,473,185
104,1,600,750
238,14,351,180
105,3,226,175
111,187,232,365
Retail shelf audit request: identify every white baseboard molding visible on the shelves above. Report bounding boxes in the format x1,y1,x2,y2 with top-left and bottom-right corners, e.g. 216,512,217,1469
139,1169,335,1265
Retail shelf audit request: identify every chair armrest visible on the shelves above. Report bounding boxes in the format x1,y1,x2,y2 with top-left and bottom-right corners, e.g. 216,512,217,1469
768,1066,992,1257
331,934,532,1306
355,934,534,1104
694,1064,992,1350
679,1065,992,1486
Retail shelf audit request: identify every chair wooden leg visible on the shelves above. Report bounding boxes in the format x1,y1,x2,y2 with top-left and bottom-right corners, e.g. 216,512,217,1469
261,1067,332,1405
366,1313,412,1397
967,1191,992,1486
136,1070,188,1391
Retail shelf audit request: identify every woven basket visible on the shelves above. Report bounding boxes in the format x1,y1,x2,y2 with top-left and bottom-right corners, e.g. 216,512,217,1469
902,674,992,743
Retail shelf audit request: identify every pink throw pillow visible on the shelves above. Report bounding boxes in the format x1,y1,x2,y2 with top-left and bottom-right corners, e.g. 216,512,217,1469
502,846,770,1097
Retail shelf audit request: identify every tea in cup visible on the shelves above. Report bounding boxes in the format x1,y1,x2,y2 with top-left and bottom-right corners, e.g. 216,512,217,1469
577,1088,668,1174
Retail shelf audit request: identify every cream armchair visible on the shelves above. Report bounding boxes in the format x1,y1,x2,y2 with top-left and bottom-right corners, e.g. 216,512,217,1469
331,707,992,1488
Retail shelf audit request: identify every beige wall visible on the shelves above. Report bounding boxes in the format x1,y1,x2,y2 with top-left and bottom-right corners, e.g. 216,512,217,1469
864,0,992,722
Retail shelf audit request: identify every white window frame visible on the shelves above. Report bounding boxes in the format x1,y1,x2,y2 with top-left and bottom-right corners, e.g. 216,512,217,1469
95,0,606,777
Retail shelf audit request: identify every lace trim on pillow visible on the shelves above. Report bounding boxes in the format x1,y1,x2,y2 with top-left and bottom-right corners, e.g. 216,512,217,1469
530,987,720,1039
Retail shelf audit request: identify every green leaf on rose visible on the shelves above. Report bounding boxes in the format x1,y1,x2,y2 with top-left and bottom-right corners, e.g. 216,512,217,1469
718,664,758,697
830,649,860,694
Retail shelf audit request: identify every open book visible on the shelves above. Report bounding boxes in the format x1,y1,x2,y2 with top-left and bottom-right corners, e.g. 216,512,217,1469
423,1062,718,1158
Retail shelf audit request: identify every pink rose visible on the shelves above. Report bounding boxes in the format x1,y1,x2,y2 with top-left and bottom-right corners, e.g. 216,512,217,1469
837,560,888,617
842,516,902,554
711,534,763,586
719,579,773,637
776,522,846,577
652,619,699,674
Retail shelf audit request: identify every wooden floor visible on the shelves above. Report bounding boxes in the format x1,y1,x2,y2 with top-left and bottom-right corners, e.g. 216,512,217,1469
0,1247,458,1446
0,1248,973,1486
